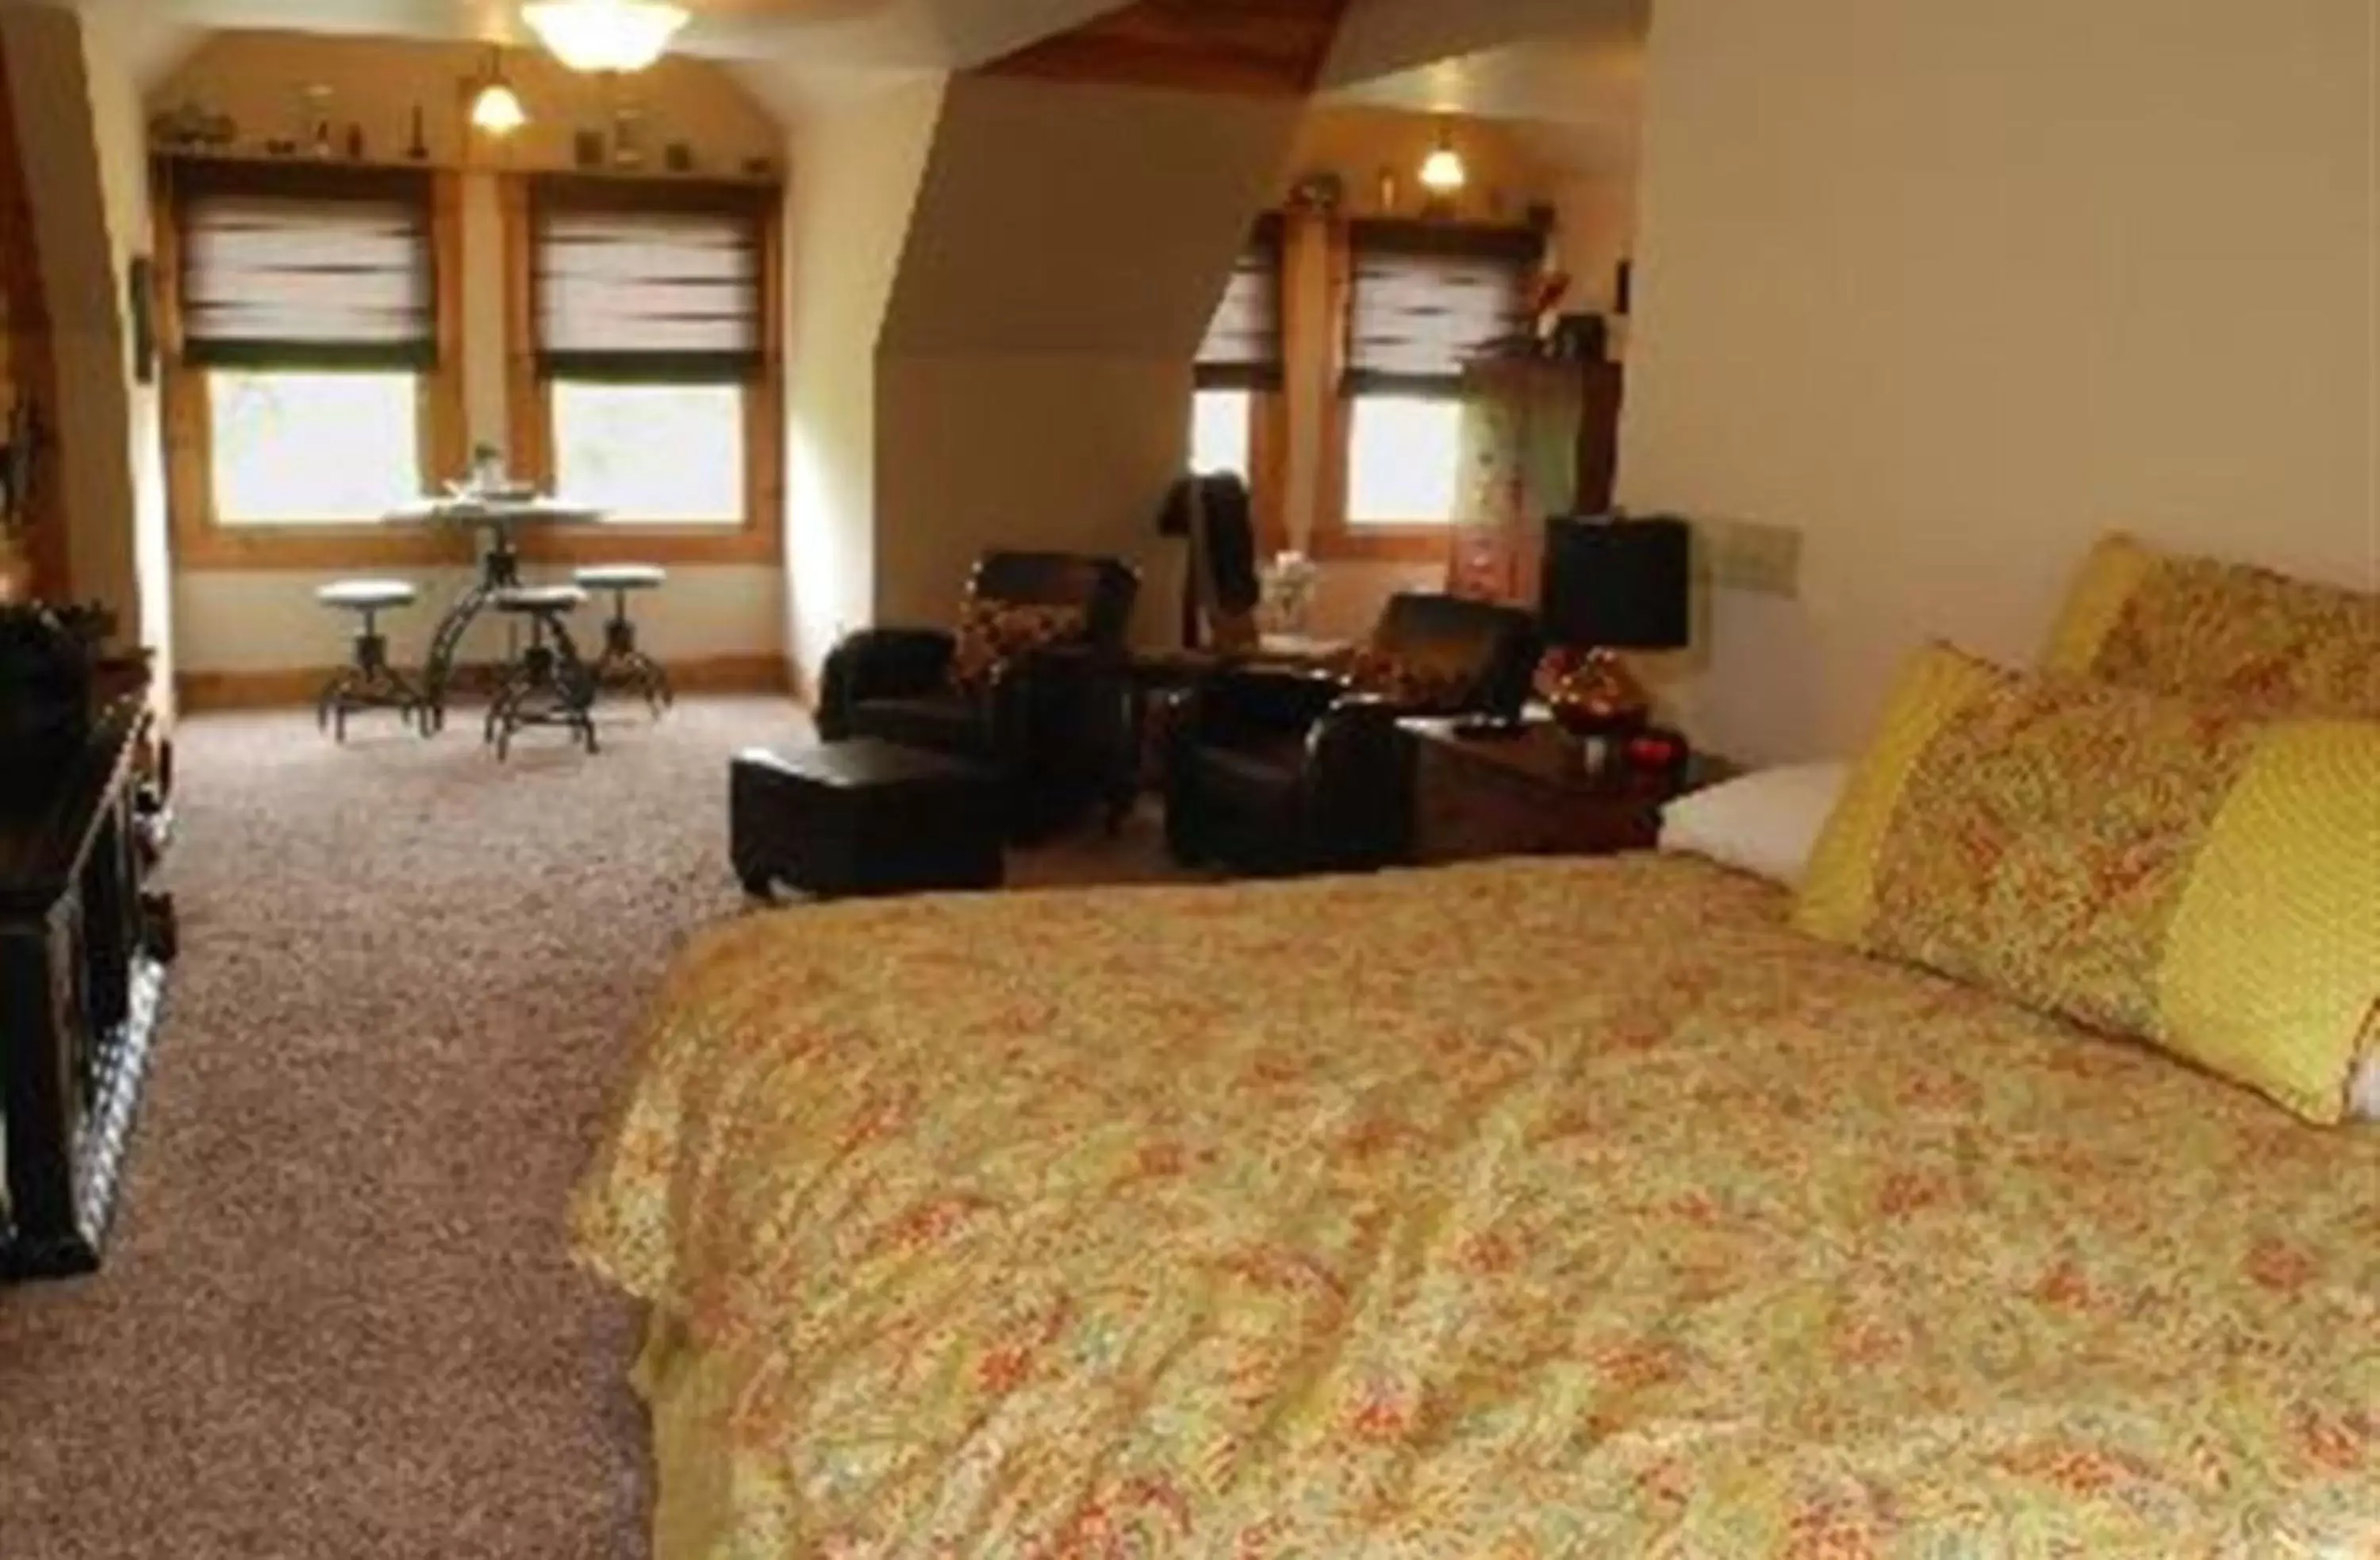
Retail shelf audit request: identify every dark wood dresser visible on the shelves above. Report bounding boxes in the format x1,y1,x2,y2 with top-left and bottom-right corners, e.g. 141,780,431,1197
0,703,174,1280
1407,717,1733,864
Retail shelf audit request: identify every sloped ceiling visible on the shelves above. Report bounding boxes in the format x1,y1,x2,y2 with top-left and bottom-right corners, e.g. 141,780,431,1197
882,73,1299,356
1321,0,1645,93
984,0,1350,98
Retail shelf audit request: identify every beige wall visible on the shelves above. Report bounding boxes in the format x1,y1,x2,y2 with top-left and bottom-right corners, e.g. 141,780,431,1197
173,563,780,673
0,4,167,687
157,31,780,177
150,32,789,678
1621,0,2376,765
869,75,1302,645
782,76,944,686
1285,106,1557,228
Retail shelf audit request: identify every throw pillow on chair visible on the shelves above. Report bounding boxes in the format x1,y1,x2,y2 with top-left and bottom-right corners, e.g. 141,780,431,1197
948,600,1089,694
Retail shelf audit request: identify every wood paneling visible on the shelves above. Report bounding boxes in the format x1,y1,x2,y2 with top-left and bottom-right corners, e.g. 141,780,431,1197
983,0,1353,98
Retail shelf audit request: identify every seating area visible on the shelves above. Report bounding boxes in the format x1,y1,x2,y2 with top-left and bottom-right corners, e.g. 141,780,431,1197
816,549,1143,844
311,534,674,758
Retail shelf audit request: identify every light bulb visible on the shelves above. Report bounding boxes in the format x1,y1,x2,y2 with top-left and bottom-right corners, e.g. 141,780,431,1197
472,79,528,135
1419,142,1467,195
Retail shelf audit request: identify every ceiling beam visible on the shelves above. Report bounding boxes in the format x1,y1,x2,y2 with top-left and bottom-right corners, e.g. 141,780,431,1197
980,0,1353,98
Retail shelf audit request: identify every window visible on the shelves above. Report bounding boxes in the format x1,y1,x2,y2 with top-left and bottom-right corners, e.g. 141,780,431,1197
175,164,438,525
1347,394,1462,524
552,382,744,523
531,180,766,524
1330,219,1542,544
1188,216,1280,483
1188,387,1252,478
209,370,420,524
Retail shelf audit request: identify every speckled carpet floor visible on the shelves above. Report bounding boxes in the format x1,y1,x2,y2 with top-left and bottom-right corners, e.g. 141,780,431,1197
0,696,1186,1559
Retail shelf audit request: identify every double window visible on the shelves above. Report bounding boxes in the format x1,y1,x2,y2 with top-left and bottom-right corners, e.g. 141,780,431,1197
1183,211,1548,555
174,164,440,526
527,180,769,525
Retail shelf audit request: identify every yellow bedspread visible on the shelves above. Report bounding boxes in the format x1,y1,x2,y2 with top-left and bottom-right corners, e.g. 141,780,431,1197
570,855,2378,1558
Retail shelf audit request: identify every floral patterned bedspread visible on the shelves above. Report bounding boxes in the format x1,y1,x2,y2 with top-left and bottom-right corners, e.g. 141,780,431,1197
570,855,2378,1558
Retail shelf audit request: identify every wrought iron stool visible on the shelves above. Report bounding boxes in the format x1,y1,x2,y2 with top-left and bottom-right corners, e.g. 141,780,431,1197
314,579,425,742
572,563,674,717
483,586,598,759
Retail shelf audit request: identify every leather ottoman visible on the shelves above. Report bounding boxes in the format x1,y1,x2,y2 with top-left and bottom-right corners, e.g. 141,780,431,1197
731,739,1004,900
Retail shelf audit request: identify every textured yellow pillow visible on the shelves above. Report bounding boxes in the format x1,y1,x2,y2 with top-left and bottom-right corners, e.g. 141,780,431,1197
1798,644,2379,1124
2042,533,2379,717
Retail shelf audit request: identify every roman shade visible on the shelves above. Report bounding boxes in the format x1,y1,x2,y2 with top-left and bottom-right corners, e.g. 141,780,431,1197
175,163,436,371
1195,213,1285,393
1343,221,1545,396
532,179,767,383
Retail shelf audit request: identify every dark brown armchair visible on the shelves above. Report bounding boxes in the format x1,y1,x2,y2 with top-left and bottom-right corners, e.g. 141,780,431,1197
819,551,1140,842
1161,592,1539,874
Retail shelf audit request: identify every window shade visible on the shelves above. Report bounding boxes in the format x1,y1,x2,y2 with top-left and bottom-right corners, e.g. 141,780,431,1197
1196,213,1284,393
533,181,766,383
1343,221,1545,397
176,165,436,371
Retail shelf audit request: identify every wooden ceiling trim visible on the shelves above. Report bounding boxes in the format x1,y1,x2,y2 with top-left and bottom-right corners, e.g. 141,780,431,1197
981,0,1355,98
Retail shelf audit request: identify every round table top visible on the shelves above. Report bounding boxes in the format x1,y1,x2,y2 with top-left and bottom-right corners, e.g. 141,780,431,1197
383,495,608,527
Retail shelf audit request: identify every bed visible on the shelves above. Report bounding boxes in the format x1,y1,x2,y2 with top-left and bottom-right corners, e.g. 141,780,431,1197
570,853,2378,1557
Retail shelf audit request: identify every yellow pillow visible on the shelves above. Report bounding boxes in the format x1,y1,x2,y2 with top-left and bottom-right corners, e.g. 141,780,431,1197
1798,644,2379,1124
2042,533,2379,717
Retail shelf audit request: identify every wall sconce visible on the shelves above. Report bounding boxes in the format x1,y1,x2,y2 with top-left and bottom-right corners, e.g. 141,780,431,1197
469,49,528,136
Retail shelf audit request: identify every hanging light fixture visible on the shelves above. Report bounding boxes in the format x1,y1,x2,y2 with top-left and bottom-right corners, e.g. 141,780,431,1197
1418,121,1468,196
469,48,528,135
523,0,689,74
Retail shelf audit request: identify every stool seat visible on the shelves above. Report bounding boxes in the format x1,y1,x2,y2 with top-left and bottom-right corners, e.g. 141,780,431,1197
318,579,419,612
313,580,423,741
574,563,667,591
493,585,589,614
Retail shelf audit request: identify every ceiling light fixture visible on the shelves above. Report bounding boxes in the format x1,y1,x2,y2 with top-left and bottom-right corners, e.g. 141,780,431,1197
522,0,689,75
470,49,528,135
1418,122,1468,196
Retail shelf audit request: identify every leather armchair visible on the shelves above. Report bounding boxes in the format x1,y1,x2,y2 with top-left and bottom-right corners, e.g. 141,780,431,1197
1162,593,1540,874
819,551,1140,842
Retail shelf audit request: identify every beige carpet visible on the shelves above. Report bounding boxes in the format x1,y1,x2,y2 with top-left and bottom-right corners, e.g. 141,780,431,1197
0,697,1188,1559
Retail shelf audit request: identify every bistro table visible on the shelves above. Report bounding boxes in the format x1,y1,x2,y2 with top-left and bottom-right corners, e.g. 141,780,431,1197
382,495,606,731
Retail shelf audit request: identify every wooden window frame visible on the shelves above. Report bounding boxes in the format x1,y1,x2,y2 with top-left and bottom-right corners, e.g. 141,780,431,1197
1188,383,1288,555
159,159,470,573
1313,217,1456,563
501,175,784,568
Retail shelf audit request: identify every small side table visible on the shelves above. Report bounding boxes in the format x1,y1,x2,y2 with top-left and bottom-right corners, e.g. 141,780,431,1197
1403,717,1736,864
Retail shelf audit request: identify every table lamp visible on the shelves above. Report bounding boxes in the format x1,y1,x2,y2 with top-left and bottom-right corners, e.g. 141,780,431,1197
1539,513,1691,751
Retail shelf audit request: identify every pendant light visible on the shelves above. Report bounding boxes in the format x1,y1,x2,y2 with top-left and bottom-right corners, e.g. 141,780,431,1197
1418,121,1468,196
470,49,528,136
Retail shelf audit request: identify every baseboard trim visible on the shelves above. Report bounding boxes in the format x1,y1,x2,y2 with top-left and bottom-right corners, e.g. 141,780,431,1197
178,653,794,713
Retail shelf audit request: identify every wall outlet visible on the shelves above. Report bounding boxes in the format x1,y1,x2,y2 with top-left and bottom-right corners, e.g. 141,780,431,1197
1702,517,1803,599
